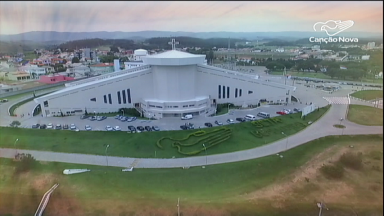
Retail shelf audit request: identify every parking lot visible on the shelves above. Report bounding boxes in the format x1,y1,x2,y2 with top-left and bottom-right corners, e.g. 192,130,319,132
25,103,308,132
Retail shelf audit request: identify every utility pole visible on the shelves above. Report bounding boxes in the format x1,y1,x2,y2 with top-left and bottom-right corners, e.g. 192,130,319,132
177,197,180,216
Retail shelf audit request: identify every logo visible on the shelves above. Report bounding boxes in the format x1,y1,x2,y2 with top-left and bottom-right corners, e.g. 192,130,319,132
313,20,354,36
309,20,358,44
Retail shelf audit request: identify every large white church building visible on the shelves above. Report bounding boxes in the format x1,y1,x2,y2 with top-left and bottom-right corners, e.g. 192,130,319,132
35,39,295,119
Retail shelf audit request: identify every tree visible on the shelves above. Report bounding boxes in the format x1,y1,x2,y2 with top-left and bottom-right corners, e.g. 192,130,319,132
15,154,38,174
10,120,21,127
71,57,80,63
110,46,119,53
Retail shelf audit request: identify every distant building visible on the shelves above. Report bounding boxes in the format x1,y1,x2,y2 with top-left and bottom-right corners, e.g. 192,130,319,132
340,66,348,70
276,47,285,53
367,42,375,50
361,55,370,60
24,65,47,78
0,84,23,94
312,45,321,51
89,63,114,75
6,71,31,81
39,74,74,84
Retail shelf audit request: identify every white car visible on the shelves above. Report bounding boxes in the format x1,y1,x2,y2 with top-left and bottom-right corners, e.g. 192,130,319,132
85,125,92,131
227,119,234,124
70,124,76,130
113,126,121,131
47,123,53,129
105,126,113,131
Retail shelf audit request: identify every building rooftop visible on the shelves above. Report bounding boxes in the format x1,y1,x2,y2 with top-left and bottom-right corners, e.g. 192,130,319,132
90,63,114,67
146,50,204,59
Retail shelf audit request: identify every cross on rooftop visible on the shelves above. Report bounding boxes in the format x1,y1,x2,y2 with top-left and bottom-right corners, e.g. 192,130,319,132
168,38,179,50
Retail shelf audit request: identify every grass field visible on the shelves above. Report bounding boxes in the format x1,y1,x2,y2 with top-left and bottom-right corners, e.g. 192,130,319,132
350,90,383,101
0,85,63,101
269,71,384,84
0,134,382,216
0,106,329,158
347,104,383,126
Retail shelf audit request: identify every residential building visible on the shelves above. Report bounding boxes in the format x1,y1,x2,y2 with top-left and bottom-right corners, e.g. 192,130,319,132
89,63,114,75
367,42,376,50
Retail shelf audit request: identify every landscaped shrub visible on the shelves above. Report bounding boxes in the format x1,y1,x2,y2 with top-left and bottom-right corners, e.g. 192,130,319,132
320,164,345,179
193,130,206,136
338,152,363,170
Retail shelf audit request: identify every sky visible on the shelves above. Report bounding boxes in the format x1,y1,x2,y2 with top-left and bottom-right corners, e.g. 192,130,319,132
0,1,382,35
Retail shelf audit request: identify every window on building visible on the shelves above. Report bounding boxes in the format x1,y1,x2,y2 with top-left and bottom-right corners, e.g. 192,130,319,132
103,95,107,103
223,85,226,99
248,91,253,94
149,105,155,107
173,106,178,108
122,90,126,104
183,105,188,107
90,98,96,102
227,86,230,98
189,104,195,107
218,85,221,99
117,91,121,104
235,88,238,98
239,89,242,97
155,106,162,108
108,94,112,104
43,100,49,107
127,89,131,103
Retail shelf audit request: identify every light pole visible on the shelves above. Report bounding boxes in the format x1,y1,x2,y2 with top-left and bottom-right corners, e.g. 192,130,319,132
281,132,288,152
202,143,207,166
14,138,19,155
339,117,344,135
105,144,110,166
317,202,329,216
122,109,124,117
177,197,180,216
227,103,231,114
94,111,96,116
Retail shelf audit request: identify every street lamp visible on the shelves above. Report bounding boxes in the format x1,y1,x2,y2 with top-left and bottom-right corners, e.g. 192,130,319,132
227,104,231,114
317,202,329,216
202,143,207,166
94,111,96,116
122,109,125,117
14,138,19,155
281,132,288,152
105,144,110,166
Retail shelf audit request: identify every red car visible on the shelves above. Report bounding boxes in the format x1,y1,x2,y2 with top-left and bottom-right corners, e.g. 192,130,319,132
276,111,286,115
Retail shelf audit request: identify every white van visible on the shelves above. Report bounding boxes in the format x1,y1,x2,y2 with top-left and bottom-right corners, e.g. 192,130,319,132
245,114,257,121
181,114,193,120
257,112,270,119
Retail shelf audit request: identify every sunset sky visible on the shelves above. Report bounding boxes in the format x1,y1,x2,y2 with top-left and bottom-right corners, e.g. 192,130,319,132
0,1,382,35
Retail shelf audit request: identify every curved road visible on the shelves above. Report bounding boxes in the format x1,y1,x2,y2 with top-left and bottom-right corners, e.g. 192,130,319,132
0,79,382,168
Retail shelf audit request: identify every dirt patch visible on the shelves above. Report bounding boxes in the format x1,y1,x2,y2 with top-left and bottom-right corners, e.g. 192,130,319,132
243,141,383,209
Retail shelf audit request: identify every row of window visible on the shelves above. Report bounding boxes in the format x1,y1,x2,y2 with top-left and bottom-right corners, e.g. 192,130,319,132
94,89,132,105
218,85,254,99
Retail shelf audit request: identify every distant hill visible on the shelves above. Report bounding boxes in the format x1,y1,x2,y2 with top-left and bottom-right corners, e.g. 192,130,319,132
0,31,382,42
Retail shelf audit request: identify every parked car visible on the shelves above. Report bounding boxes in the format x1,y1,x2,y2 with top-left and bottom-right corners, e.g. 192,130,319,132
236,117,245,122
181,114,193,120
70,124,76,130
276,111,287,115
283,109,293,114
119,116,127,122
137,126,145,132
204,122,213,127
214,120,223,126
39,124,47,129
115,115,121,119
97,116,104,121
294,108,302,112
32,124,40,129
144,126,152,131
227,119,234,124
0,99,8,103
101,116,107,120
105,126,113,131
46,123,53,129
152,126,160,131
85,125,92,131
89,116,97,121
180,125,188,130
63,124,69,129
55,124,62,130
113,126,121,131
80,115,89,119
128,125,136,132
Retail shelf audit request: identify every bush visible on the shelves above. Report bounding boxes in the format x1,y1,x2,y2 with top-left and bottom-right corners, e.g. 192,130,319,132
320,164,344,179
338,152,363,170
118,108,141,117
15,154,38,174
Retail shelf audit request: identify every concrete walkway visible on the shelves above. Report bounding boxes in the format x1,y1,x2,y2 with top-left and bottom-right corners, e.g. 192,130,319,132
0,104,382,168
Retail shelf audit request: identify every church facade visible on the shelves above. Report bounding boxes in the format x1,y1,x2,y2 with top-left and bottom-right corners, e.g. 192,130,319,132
34,40,295,119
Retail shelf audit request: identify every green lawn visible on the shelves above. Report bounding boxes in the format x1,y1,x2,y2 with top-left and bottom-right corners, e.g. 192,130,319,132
347,104,383,126
350,90,383,101
215,107,229,115
0,106,330,158
0,134,382,216
0,85,64,101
